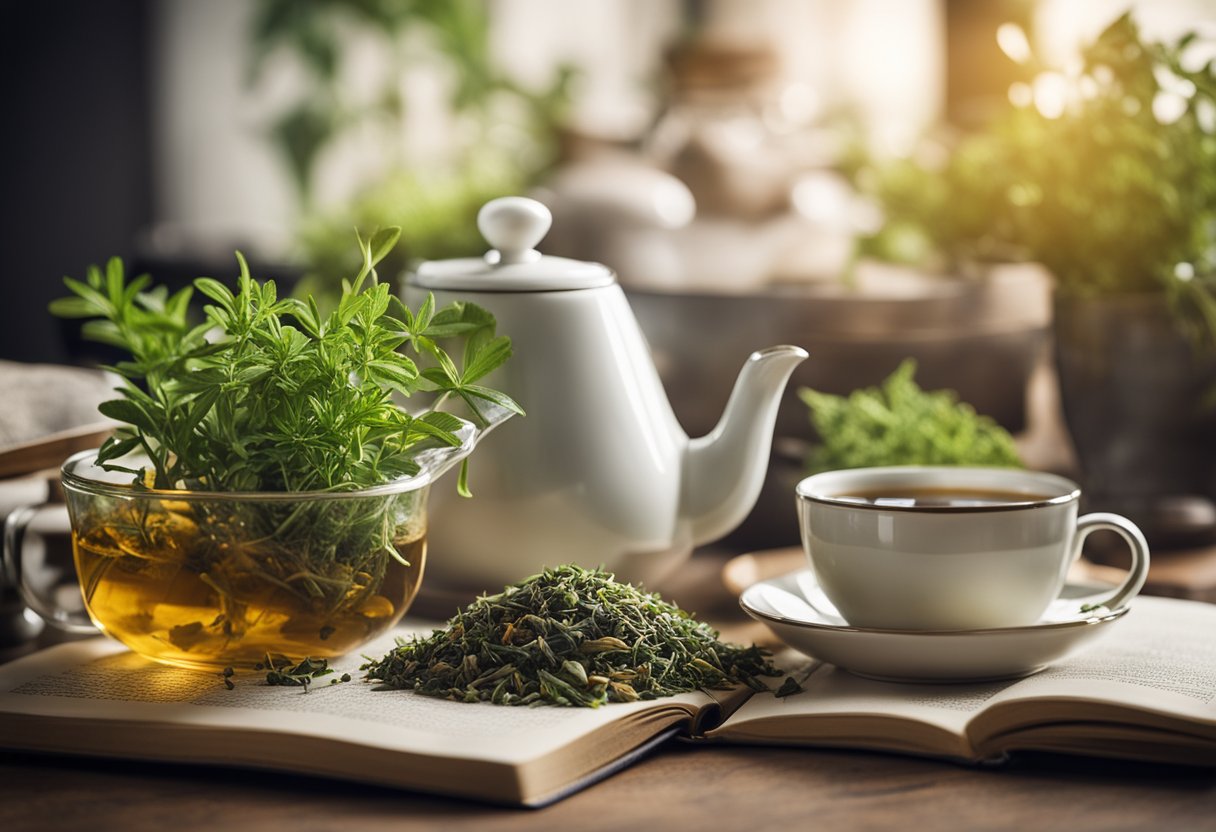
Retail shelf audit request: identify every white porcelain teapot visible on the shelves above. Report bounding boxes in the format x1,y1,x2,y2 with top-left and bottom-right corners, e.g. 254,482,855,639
405,197,807,589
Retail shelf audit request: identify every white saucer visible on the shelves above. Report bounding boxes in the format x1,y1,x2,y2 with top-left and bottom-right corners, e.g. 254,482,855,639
740,570,1130,683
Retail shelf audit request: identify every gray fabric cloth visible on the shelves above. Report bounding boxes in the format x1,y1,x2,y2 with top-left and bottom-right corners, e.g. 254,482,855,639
0,361,113,447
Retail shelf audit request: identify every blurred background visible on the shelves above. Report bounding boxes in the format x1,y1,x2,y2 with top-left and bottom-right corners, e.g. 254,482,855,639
2,0,1215,559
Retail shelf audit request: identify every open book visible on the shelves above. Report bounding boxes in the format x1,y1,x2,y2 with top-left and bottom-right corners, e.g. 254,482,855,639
1,595,1214,807
0,627,746,807
710,593,1216,765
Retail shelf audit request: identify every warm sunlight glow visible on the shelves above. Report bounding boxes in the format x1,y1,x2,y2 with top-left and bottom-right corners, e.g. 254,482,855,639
996,22,1033,64
791,172,852,226
1153,91,1188,124
1033,72,1069,119
1009,81,1033,108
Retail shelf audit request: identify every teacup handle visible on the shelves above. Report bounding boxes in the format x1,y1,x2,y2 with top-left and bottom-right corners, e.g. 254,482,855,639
3,504,97,634
1072,512,1150,612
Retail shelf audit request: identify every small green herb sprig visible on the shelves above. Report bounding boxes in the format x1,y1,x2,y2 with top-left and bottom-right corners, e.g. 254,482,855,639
799,359,1022,473
363,565,780,708
51,227,522,494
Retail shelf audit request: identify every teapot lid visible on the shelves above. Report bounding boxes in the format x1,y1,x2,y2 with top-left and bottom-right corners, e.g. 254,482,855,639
412,197,615,292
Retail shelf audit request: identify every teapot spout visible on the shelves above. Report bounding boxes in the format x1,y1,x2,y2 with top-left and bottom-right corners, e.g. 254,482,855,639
681,345,808,546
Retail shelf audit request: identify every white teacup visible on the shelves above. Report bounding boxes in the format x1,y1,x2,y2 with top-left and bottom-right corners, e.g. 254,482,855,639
796,467,1149,631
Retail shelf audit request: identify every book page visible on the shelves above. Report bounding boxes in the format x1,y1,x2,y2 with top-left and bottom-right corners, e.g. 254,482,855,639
707,657,1016,758
0,620,710,768
972,596,1216,738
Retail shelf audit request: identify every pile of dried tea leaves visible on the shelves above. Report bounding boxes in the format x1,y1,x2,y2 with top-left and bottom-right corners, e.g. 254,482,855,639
363,565,781,707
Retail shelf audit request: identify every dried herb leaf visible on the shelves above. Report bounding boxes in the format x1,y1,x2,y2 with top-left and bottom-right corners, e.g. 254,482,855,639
775,677,803,698
263,654,336,692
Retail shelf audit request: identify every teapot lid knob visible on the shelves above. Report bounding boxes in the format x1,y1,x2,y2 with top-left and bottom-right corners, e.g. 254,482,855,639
478,197,551,266
412,195,613,291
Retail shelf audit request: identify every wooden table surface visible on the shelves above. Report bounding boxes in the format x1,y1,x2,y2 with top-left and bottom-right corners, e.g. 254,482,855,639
3,552,1216,832
3,743,1213,832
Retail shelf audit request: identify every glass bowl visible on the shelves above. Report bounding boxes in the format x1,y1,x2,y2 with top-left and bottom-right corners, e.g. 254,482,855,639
5,408,511,670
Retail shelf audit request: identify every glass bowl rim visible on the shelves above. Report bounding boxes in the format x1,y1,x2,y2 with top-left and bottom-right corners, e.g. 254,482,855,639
60,448,434,503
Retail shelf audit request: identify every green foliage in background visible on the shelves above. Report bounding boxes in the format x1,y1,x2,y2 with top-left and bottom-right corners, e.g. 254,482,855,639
248,0,575,296
852,13,1216,343
248,0,573,206
799,360,1022,474
295,164,523,301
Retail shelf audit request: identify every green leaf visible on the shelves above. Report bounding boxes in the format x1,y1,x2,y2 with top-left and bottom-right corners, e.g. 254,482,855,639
461,335,512,383
105,257,125,305
426,301,496,338
368,226,402,269
460,384,525,416
413,292,434,333
194,277,236,311
234,365,272,385
48,296,101,318
427,341,462,384
420,366,457,390
366,358,419,392
59,277,111,314
96,434,142,463
98,399,157,434
121,274,152,310
456,458,472,498
80,320,128,349
165,286,194,321
408,417,461,446
181,388,221,434
418,411,465,433
234,251,253,294
284,297,320,338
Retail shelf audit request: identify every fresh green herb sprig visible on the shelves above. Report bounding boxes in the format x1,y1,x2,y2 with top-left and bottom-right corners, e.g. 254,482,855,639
363,565,780,708
50,227,522,494
799,359,1022,473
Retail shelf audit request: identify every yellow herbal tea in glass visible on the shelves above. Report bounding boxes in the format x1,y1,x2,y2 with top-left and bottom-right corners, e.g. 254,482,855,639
60,451,431,670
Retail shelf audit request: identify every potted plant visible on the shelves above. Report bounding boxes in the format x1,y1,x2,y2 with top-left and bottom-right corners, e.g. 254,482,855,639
38,229,522,668
995,14,1216,548
856,13,1216,548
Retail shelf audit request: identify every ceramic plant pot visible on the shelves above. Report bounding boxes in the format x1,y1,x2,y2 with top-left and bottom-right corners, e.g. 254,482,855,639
1053,293,1216,550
